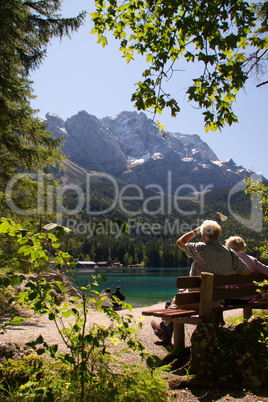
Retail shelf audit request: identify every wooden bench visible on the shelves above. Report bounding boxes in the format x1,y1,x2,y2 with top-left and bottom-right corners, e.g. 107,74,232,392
142,272,268,352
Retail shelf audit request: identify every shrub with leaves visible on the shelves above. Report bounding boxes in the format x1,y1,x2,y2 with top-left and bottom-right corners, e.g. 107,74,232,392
0,217,164,401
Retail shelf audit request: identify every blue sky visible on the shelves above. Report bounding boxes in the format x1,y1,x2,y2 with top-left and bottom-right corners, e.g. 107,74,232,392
30,0,268,178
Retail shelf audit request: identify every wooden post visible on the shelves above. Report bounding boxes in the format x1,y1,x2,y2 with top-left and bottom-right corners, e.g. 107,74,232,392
199,272,214,323
173,322,185,353
243,305,253,321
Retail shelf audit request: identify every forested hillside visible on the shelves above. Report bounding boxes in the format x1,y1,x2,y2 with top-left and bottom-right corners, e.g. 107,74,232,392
55,161,268,267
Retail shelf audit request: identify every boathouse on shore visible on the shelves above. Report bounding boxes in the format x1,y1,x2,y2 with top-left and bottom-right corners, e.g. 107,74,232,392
76,261,96,269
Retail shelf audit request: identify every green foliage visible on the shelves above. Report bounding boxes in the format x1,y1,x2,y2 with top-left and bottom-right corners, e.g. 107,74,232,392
0,217,65,273
0,358,170,401
86,364,171,402
0,217,165,401
256,279,268,297
0,356,74,401
0,273,26,324
246,179,268,223
91,0,267,131
67,233,188,267
254,309,268,318
224,311,268,326
0,354,49,390
225,315,244,326
246,179,268,259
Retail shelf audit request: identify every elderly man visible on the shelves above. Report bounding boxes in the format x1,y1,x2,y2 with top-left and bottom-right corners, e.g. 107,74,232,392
177,220,250,276
151,220,250,343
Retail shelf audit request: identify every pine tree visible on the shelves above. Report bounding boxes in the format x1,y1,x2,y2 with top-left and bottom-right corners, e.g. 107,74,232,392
0,1,86,259
0,1,86,171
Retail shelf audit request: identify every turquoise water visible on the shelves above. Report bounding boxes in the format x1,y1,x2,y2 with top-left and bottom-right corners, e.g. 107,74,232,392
71,267,190,308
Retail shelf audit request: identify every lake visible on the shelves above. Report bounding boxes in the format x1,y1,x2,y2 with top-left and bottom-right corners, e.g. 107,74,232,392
70,267,190,308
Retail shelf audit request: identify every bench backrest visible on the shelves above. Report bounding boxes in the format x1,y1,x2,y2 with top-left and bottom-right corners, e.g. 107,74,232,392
176,272,267,289
175,273,267,320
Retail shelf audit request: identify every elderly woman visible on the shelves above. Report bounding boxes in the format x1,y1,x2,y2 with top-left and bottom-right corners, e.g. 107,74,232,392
225,236,268,275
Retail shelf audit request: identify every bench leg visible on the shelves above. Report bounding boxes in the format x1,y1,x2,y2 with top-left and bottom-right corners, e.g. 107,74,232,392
243,305,253,321
173,322,185,353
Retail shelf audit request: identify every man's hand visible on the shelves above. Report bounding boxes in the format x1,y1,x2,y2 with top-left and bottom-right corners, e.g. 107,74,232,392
176,227,201,251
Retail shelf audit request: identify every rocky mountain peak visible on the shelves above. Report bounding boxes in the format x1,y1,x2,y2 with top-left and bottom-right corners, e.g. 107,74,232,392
43,110,253,194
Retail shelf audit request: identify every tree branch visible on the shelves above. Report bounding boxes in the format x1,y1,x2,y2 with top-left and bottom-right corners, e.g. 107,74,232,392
256,80,268,87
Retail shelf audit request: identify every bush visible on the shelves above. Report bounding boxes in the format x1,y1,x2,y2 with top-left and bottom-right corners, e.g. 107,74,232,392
0,357,171,401
87,364,170,402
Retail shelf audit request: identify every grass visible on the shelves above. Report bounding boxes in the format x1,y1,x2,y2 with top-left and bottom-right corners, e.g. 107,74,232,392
225,309,268,326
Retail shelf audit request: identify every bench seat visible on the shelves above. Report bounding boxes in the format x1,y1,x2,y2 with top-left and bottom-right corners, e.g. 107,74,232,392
142,308,197,318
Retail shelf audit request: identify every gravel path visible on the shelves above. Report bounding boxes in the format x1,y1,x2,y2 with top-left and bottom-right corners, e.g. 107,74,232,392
1,302,172,361
0,303,245,357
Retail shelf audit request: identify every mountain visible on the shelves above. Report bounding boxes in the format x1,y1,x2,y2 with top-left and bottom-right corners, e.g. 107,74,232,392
43,110,253,194
52,159,268,253
43,111,127,176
